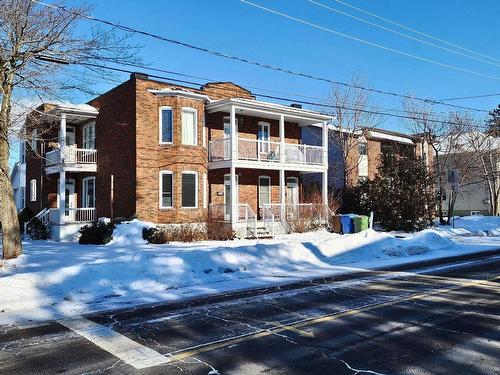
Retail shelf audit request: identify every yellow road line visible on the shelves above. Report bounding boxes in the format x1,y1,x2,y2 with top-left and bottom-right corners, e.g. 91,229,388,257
165,275,500,362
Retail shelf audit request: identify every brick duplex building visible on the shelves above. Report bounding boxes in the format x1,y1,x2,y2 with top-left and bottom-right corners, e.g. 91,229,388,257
24,73,332,240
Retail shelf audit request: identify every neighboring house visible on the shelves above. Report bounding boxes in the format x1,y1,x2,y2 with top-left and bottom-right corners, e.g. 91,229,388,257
436,132,499,216
10,154,26,212
302,127,430,190
23,73,331,241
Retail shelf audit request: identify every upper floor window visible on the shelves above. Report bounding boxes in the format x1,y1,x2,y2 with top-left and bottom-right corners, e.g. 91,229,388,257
182,108,197,146
30,179,36,202
258,122,270,153
159,107,173,144
358,142,368,156
82,122,96,149
19,141,25,163
182,171,197,208
31,129,37,151
159,171,173,208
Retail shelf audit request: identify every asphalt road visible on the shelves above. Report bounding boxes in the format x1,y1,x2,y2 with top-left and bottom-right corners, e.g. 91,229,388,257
1,253,499,375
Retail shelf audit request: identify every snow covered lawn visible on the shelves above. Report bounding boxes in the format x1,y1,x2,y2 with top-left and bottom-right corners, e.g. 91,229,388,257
0,216,499,326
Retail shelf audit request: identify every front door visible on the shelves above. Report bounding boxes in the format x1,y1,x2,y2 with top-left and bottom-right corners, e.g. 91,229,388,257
224,174,239,220
223,117,238,159
65,179,76,221
286,177,299,219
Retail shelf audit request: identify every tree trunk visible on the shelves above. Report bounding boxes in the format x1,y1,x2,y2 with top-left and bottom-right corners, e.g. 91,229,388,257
0,76,22,259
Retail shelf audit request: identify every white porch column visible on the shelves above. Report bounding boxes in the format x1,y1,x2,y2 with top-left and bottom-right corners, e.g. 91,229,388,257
279,169,286,219
230,166,237,226
59,113,66,163
322,170,328,210
279,114,285,162
58,170,66,225
322,120,328,166
230,105,237,161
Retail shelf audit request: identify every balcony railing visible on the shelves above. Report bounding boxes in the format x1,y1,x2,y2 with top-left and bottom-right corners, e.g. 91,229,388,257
209,138,325,166
46,147,97,167
49,207,96,223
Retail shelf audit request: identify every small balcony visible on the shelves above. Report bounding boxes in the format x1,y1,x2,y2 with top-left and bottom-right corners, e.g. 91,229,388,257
45,147,97,174
48,207,97,224
208,138,325,170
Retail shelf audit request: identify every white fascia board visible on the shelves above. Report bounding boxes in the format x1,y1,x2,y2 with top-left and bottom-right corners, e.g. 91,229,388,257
367,131,415,145
148,89,211,102
206,98,334,122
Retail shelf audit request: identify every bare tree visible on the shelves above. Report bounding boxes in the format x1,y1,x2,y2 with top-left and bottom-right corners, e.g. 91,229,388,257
324,76,381,190
0,0,139,259
465,128,500,216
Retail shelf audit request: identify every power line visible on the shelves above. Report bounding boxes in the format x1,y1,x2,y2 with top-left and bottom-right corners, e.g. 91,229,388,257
333,0,500,64
439,93,500,101
309,0,500,69
241,0,500,82
73,61,480,127
32,0,490,113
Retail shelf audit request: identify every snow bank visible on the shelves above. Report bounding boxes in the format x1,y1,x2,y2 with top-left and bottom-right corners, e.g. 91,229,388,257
0,216,498,326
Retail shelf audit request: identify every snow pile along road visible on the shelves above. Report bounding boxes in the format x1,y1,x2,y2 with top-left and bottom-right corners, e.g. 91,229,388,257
0,216,498,326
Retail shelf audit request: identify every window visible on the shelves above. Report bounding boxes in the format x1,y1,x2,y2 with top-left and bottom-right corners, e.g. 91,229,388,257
258,176,271,208
30,179,36,202
358,142,367,155
31,129,37,151
82,122,96,149
181,108,197,145
19,187,25,209
159,107,173,144
471,211,481,216
82,177,96,208
182,171,198,208
159,171,173,208
258,122,270,153
20,141,26,163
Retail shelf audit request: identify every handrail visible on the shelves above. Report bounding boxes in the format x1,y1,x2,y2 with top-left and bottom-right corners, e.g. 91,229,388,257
208,137,324,165
45,147,97,166
262,204,275,237
238,203,257,238
24,208,50,234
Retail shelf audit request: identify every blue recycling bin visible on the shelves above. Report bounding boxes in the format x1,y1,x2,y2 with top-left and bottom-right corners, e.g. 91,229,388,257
340,215,355,234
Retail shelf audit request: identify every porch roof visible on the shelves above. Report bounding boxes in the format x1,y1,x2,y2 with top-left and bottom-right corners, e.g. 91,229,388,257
45,103,99,123
206,98,334,126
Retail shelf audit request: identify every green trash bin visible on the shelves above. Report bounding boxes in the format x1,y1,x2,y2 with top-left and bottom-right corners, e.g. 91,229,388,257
353,215,369,233
330,215,342,233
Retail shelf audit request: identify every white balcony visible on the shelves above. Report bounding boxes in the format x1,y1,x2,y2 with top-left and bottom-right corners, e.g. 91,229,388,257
208,138,326,171
45,147,97,174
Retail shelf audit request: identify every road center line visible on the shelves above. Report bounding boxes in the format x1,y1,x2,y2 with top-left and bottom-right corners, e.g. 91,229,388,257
165,275,500,362
58,317,171,369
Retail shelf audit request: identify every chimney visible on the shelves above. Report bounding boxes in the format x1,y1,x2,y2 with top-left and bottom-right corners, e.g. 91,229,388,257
130,72,149,80
290,103,302,109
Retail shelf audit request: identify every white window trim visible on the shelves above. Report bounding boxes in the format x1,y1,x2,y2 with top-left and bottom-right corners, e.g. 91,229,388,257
159,170,174,209
159,106,174,145
30,179,36,202
31,129,37,150
202,113,206,148
181,107,198,146
82,176,96,208
202,173,207,208
82,122,96,150
181,170,198,209
258,121,271,153
258,175,272,208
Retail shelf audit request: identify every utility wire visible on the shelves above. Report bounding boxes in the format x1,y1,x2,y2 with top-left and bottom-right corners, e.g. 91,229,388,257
241,0,500,82
334,0,500,64
309,0,500,69
439,93,500,101
74,61,480,127
32,0,490,113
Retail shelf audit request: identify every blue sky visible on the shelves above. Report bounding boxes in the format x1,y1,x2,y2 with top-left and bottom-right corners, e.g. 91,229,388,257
9,0,500,166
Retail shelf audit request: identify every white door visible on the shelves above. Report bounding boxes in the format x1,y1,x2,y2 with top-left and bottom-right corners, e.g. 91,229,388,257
65,179,76,221
66,126,76,146
82,177,96,208
223,117,238,159
258,122,270,154
286,177,299,205
224,174,239,220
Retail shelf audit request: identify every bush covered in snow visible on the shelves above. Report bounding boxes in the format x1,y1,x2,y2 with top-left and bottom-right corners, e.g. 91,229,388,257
142,223,207,243
206,211,235,241
79,222,115,244
18,207,35,234
26,217,48,240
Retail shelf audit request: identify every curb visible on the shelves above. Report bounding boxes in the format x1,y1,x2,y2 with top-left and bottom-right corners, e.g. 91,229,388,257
89,248,500,323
